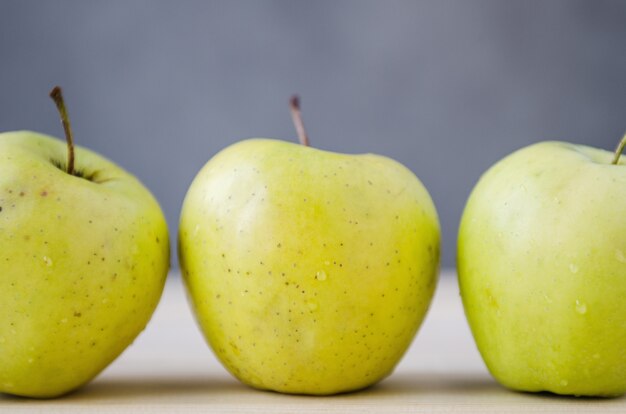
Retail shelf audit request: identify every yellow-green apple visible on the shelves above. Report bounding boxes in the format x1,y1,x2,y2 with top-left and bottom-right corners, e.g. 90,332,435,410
179,96,440,394
0,87,169,398
458,136,626,397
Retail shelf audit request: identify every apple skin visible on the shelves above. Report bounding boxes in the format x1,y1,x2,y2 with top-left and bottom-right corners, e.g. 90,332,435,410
0,131,169,398
179,138,440,395
458,141,626,397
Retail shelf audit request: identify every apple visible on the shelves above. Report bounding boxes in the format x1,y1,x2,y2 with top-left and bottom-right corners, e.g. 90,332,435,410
179,96,440,395
458,137,626,397
0,87,169,398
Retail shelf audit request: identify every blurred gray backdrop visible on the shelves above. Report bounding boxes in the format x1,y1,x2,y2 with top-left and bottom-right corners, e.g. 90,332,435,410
1,1,625,268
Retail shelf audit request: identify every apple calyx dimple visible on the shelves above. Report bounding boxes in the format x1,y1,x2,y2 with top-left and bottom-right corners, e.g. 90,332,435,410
49,158,98,182
289,95,310,147
611,132,626,165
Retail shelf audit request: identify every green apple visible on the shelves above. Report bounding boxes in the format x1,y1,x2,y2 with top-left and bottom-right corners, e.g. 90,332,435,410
179,97,440,395
0,87,169,398
458,136,626,397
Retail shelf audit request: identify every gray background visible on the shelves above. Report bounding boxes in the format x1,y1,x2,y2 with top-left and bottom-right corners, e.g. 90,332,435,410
1,1,625,268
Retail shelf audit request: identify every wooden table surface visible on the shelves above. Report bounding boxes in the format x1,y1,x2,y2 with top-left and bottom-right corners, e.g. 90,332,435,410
1,270,624,413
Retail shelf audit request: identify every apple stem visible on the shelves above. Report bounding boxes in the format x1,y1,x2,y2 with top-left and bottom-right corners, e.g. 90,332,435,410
49,86,75,176
611,132,626,165
289,95,310,147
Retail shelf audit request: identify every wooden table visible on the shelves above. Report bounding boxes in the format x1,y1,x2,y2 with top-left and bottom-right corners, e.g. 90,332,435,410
2,271,624,413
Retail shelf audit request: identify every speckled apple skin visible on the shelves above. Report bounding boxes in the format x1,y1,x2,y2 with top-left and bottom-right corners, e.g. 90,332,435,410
0,132,170,398
179,139,440,395
458,141,626,397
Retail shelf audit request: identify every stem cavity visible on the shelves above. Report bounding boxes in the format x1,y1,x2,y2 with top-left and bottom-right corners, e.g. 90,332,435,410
49,86,75,175
611,132,626,165
289,95,310,147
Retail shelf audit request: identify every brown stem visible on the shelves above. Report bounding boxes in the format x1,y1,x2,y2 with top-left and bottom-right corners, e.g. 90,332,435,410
611,132,626,165
289,95,310,147
49,86,75,175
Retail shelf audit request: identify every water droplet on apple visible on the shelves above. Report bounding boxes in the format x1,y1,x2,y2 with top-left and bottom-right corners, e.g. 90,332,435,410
593,353,600,359
568,263,578,273
543,293,553,303
323,260,330,265
61,318,68,324
615,249,626,263
42,256,53,267
27,358,34,364
101,298,109,304
560,379,568,387
306,301,318,311
575,300,587,314
315,270,327,281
